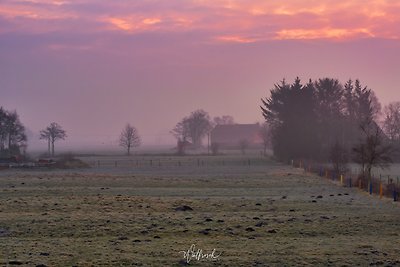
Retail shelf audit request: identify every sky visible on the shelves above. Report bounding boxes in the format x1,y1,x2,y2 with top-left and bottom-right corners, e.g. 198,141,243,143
1,0,400,151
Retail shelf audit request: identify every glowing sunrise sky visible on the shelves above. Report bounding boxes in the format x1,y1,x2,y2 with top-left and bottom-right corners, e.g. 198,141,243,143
1,0,400,150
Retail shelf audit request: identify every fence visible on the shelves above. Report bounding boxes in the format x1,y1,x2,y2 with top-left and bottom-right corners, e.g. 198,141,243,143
85,156,270,169
292,160,400,202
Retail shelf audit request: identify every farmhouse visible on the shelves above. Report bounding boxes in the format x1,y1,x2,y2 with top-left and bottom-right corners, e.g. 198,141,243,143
210,123,262,149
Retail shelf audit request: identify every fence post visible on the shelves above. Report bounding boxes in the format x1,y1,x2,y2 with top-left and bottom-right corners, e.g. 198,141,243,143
379,182,383,199
340,174,343,185
369,181,372,195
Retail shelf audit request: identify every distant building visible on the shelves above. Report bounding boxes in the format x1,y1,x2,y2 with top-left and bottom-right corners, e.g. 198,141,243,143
210,123,262,149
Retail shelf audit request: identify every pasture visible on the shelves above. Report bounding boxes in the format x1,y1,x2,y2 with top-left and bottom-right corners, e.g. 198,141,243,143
0,155,400,266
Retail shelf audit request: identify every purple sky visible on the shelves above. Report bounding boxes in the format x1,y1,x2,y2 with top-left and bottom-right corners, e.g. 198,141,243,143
1,0,400,151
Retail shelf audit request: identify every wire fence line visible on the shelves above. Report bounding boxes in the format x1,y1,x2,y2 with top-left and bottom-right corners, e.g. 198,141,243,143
85,156,271,169
293,160,400,202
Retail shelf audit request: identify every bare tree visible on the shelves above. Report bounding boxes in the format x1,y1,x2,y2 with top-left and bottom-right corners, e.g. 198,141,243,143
383,102,400,142
40,122,67,157
171,110,212,149
39,129,51,156
213,115,235,126
353,119,392,181
119,124,141,155
259,122,271,156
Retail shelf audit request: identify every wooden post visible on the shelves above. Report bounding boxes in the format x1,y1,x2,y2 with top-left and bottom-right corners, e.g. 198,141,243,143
340,175,343,185
379,182,383,199
369,181,372,195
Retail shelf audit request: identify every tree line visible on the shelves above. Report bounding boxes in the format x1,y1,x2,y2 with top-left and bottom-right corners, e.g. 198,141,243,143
0,107,68,158
0,107,27,157
171,110,236,155
261,77,400,179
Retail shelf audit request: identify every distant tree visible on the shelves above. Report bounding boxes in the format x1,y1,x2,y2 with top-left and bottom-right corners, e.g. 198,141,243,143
353,119,393,181
314,78,345,158
40,122,67,157
259,122,271,156
383,102,400,142
39,129,51,156
171,109,212,149
119,124,141,156
0,107,27,156
171,121,186,141
213,115,235,126
262,77,382,163
261,78,319,161
176,139,187,156
341,79,381,154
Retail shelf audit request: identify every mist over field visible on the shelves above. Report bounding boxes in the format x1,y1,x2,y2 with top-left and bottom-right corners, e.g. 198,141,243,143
2,0,400,152
2,1,400,266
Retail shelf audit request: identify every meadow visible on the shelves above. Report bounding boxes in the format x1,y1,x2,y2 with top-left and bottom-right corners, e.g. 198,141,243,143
1,154,400,266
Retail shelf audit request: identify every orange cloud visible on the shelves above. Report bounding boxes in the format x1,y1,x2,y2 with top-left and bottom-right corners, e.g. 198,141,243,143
108,17,133,31
142,18,161,25
275,28,375,40
1,0,399,42
105,16,164,33
0,3,75,20
216,35,260,43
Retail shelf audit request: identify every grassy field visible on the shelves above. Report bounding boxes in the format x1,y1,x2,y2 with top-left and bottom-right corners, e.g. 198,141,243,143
1,155,400,266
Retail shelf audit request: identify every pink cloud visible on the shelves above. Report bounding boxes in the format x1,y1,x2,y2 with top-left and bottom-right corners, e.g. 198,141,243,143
0,0,399,41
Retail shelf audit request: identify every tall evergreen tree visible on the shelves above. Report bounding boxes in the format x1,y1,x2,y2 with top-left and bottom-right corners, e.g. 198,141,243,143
261,78,318,161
